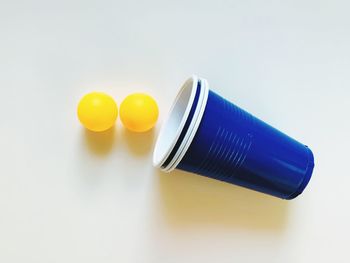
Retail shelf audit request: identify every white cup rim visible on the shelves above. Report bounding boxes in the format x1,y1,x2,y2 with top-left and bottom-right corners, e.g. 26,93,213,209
163,78,209,172
152,75,199,167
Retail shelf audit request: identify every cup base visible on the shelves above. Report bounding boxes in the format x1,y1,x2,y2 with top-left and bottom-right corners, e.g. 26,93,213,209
285,146,315,200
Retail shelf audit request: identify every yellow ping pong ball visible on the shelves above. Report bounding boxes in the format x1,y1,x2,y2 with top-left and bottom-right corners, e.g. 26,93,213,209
120,93,159,132
77,92,118,132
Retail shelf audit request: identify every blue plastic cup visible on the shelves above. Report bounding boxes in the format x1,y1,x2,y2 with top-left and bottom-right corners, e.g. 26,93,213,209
153,76,315,199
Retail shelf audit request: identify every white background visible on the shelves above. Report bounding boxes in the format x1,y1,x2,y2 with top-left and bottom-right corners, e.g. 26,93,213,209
0,0,349,262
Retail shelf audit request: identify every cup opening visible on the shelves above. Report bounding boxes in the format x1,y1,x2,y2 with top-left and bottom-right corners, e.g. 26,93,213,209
153,76,198,167
165,79,209,172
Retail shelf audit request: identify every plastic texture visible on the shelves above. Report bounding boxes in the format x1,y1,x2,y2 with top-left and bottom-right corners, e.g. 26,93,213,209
154,77,315,199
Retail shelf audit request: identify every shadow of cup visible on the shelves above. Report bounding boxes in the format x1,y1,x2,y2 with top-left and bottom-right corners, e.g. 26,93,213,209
156,168,289,231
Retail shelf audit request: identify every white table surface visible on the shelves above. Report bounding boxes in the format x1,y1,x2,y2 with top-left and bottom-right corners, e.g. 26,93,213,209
1,1,349,262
